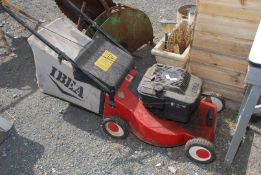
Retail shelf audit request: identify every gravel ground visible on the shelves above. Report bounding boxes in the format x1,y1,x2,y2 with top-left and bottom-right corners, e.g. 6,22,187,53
0,0,261,175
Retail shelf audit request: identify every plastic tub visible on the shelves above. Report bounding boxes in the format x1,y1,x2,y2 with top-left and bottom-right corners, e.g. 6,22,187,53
151,36,190,68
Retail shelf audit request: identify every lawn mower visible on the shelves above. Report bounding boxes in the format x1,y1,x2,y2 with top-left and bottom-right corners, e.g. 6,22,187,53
1,0,225,164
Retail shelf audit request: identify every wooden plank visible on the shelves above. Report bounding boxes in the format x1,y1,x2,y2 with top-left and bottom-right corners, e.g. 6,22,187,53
195,14,259,40
198,1,261,22
190,48,248,73
199,0,261,11
192,31,253,58
190,62,246,88
202,79,245,102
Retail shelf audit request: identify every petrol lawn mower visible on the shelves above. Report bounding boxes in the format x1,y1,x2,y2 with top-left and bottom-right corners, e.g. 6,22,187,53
0,0,225,164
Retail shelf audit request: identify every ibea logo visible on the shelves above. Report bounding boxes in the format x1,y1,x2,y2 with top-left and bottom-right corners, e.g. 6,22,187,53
49,66,83,100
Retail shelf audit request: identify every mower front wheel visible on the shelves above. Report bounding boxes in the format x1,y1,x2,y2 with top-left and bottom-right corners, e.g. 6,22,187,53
102,116,129,139
202,91,225,113
185,138,216,164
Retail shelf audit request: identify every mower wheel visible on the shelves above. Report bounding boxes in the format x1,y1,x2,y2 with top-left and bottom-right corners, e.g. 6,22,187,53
185,138,216,164
202,91,225,113
102,116,129,139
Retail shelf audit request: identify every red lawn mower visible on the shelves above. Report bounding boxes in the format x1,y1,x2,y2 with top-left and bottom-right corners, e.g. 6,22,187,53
1,0,225,164
102,65,224,164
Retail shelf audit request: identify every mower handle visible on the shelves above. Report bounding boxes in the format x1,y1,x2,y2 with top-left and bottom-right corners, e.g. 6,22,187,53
0,2,112,94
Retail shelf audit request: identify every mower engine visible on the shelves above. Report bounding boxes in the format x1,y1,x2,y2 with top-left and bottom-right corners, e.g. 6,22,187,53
138,64,202,123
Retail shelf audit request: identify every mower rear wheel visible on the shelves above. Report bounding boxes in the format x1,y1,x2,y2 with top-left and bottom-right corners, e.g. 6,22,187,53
102,116,129,139
202,91,225,113
185,138,216,164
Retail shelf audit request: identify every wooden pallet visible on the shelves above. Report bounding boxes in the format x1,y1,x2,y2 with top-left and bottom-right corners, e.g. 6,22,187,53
189,0,261,104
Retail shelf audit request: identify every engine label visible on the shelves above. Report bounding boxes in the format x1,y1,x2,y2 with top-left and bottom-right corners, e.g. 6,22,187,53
95,50,117,72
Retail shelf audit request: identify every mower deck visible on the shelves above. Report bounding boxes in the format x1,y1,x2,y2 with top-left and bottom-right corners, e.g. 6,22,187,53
103,69,217,147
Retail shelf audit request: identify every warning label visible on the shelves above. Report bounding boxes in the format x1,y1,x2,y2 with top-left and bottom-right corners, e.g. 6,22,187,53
95,50,117,72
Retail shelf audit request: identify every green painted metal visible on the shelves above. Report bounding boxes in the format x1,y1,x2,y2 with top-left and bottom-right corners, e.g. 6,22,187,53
86,6,154,52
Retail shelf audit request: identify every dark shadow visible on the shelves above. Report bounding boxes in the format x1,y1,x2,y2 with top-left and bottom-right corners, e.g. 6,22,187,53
0,127,44,175
251,123,261,136
0,9,44,174
187,110,253,175
63,104,170,173
0,36,36,89
63,104,103,133
0,36,37,113
250,114,261,124
229,128,254,174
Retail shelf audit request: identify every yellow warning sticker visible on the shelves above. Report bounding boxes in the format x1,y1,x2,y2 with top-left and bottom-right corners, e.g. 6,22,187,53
95,50,117,72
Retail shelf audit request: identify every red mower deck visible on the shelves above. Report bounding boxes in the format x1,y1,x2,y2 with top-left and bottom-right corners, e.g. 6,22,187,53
103,69,218,147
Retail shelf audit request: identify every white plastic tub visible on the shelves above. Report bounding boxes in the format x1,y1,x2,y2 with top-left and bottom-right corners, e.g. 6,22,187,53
151,36,190,68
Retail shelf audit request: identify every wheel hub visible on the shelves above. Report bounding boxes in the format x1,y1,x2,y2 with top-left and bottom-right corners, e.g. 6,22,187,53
105,122,124,137
189,146,211,161
108,122,119,132
196,149,210,159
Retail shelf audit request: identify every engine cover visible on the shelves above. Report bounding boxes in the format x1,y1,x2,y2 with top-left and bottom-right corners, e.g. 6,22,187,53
137,64,202,123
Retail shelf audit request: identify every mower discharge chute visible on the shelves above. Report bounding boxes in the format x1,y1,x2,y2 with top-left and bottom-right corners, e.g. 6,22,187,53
55,0,154,52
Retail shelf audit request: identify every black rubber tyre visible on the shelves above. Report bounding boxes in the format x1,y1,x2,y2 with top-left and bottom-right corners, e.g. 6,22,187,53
185,138,216,164
102,116,129,139
202,91,226,113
